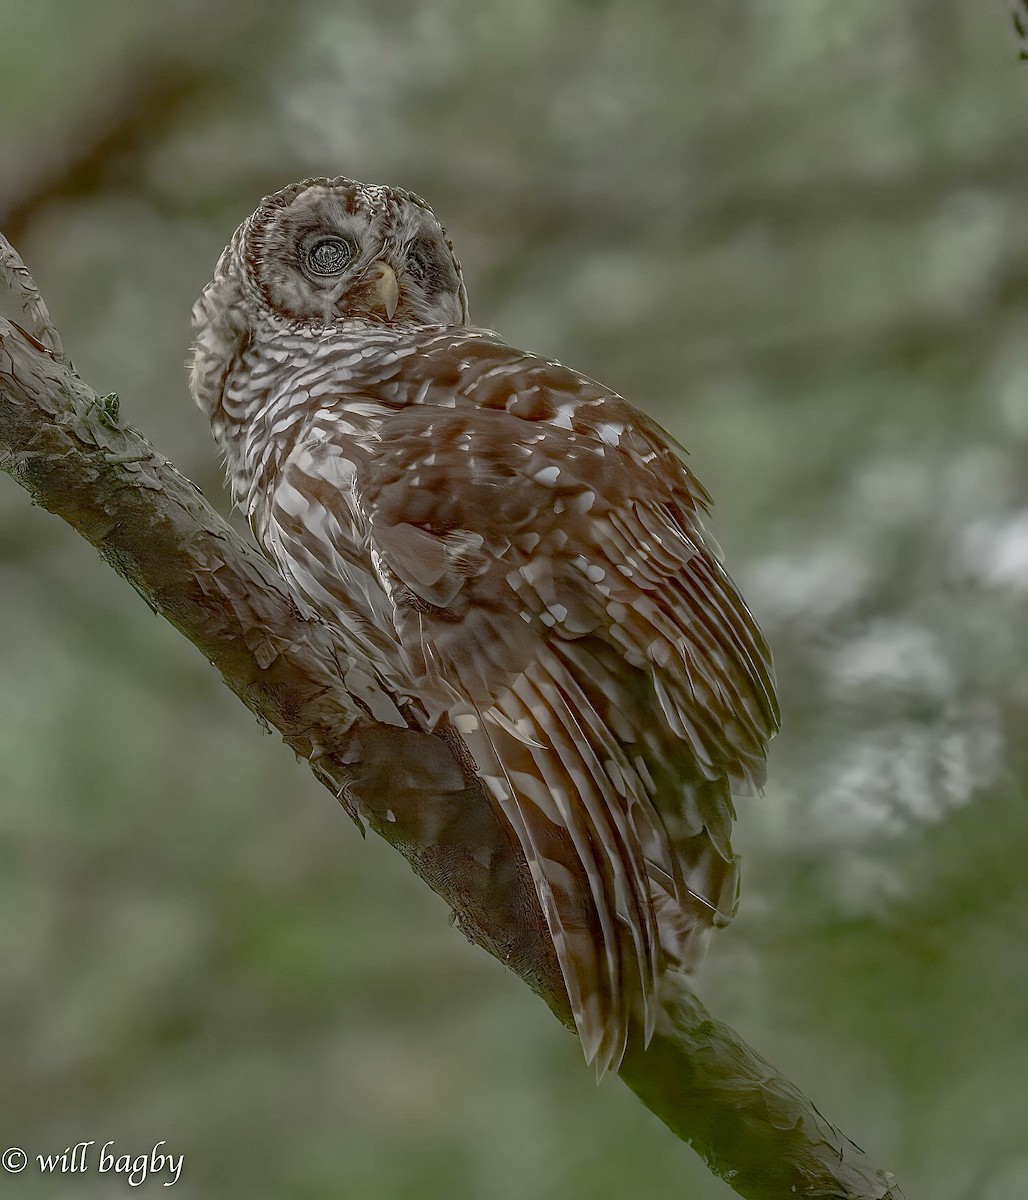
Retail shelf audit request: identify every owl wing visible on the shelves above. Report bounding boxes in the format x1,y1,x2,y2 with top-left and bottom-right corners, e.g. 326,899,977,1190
349,342,779,1075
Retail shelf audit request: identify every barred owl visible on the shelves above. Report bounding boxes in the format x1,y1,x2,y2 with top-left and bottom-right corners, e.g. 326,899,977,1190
191,177,779,1075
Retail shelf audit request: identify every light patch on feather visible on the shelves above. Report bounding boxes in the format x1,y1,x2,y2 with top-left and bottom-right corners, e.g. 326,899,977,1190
598,422,624,446
648,638,672,668
551,403,576,430
633,755,656,793
486,707,546,748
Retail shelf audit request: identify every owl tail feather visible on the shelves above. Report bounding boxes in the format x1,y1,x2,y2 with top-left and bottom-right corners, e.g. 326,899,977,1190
456,651,717,1077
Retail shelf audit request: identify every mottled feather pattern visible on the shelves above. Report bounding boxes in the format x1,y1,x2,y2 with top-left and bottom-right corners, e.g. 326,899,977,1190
191,178,779,1075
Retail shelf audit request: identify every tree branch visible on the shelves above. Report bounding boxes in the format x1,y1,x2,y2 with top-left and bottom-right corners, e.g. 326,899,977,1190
0,234,900,1200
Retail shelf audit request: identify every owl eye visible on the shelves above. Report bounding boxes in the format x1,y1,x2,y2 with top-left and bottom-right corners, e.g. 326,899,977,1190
406,237,446,289
305,237,354,277
406,240,431,279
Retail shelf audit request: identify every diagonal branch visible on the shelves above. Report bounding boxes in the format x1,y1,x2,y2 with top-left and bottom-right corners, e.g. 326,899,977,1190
0,233,900,1200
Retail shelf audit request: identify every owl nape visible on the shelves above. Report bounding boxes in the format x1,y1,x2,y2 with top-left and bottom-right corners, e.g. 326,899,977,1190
190,176,779,1077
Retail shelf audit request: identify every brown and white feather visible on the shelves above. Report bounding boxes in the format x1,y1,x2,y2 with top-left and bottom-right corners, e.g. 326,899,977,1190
190,178,779,1076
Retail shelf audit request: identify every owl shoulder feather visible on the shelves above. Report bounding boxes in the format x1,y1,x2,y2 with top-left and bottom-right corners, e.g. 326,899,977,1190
190,243,254,419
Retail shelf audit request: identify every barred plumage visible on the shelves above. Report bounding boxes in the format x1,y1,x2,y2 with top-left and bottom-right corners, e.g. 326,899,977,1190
191,177,779,1075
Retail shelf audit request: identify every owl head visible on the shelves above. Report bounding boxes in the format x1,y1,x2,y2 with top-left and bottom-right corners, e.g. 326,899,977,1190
191,177,469,413
245,177,468,326
233,174,470,324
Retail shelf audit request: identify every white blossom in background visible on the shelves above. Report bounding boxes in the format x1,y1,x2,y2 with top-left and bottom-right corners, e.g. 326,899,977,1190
957,510,1028,592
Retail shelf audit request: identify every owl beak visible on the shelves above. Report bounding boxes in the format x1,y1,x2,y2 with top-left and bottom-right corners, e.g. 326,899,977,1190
371,261,399,319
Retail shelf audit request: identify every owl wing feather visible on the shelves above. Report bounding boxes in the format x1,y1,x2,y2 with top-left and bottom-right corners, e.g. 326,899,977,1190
341,339,779,1074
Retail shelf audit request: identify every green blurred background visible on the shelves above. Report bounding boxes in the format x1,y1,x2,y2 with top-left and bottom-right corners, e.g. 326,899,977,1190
2,2,1027,1196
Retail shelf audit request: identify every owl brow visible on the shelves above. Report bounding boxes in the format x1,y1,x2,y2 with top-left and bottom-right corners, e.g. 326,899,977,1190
292,219,334,249
294,216,362,245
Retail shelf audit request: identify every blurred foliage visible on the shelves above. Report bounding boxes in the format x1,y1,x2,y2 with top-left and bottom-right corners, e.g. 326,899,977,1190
2,1,1027,1196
